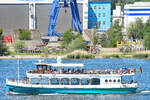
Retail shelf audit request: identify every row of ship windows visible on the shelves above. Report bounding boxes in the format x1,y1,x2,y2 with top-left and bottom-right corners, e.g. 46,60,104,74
105,79,121,83
89,6,106,10
89,21,106,26
89,13,106,18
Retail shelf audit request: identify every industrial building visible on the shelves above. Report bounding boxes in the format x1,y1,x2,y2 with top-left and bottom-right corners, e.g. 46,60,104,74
113,2,150,29
124,2,150,28
0,0,111,35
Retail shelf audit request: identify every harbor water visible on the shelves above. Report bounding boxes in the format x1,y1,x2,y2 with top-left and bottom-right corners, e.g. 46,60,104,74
0,58,150,100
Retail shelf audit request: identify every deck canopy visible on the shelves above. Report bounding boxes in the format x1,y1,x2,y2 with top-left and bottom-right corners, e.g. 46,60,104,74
36,63,84,68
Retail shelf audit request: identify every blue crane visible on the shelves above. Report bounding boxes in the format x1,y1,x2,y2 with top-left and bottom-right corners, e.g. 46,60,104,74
48,0,82,36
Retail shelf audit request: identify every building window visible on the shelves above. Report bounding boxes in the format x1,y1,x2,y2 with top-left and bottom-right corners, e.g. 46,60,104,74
103,21,106,25
89,14,92,17
103,13,105,17
109,79,112,82
95,22,97,26
99,14,101,17
89,22,92,25
90,6,92,10
99,21,101,25
94,14,97,17
94,6,97,10
118,79,121,83
105,79,108,83
103,6,105,10
99,6,101,10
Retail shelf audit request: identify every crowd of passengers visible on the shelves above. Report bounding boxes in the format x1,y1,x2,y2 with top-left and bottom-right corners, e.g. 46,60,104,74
27,67,136,75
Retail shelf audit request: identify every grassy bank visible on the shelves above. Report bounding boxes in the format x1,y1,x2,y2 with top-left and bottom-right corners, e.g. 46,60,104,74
67,53,95,59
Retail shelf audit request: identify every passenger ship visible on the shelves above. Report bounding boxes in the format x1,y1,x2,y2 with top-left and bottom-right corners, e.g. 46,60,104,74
6,57,138,95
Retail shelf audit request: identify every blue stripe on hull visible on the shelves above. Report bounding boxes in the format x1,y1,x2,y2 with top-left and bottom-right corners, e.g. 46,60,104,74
6,85,137,95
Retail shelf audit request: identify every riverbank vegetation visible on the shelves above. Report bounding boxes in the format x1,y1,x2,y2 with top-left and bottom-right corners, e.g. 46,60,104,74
18,28,31,40
67,53,95,59
0,29,9,56
61,29,87,52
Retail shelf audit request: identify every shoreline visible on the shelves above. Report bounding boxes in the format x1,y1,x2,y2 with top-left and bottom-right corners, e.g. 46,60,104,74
0,53,150,60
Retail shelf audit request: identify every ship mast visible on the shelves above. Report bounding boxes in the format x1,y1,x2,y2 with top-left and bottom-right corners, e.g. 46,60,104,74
17,55,20,84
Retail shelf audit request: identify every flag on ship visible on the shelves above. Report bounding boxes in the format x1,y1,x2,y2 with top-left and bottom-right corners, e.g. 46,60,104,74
139,66,142,73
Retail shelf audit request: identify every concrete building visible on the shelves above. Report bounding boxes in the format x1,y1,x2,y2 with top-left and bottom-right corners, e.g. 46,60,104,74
0,0,111,35
124,2,150,28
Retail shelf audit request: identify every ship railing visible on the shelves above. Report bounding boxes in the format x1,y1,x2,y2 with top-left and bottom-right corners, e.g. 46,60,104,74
122,82,138,88
27,68,136,75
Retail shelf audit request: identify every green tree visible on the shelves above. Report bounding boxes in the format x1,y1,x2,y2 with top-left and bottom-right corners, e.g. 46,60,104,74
127,18,144,39
61,29,75,48
91,29,99,46
143,17,150,49
67,35,86,52
18,29,31,40
0,29,9,56
100,33,108,48
14,40,25,53
106,19,123,47
0,42,9,56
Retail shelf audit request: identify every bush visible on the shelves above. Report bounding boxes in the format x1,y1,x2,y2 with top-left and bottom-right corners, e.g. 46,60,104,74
67,53,95,59
0,42,9,56
106,19,123,47
91,29,99,46
18,29,31,40
14,41,25,53
61,29,75,48
127,18,144,39
0,29,2,37
133,54,149,59
104,54,120,58
67,35,87,52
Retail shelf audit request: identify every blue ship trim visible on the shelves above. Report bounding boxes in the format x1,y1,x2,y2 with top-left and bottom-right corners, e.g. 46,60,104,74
6,85,137,95
124,13,150,16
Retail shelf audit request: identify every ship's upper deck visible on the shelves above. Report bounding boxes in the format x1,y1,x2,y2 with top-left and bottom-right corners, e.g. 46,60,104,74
27,58,136,77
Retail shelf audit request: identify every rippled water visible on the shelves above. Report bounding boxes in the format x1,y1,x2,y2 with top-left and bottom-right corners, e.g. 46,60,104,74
0,58,150,100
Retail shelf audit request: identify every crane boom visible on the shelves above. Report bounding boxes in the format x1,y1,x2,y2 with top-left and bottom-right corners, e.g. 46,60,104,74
48,0,82,36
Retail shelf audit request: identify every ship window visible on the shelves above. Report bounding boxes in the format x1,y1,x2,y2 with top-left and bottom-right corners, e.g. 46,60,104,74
51,78,59,85
81,78,89,85
109,79,112,82
61,78,69,85
41,78,49,85
118,79,121,83
71,78,79,85
105,79,108,83
91,78,100,85
113,80,116,82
